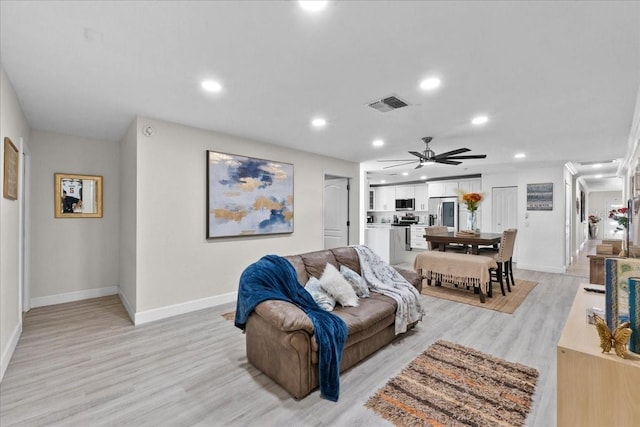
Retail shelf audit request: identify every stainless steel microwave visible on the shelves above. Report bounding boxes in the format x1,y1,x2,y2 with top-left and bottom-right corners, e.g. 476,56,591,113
395,198,415,211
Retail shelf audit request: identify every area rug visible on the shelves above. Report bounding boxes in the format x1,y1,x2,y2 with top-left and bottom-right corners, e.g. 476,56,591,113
420,279,537,313
221,311,235,321
365,340,539,427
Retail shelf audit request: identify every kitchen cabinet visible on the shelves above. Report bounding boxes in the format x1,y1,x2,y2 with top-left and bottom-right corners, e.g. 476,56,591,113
374,186,395,211
410,225,428,249
395,185,415,199
428,182,444,197
459,179,482,194
414,184,428,211
443,182,459,196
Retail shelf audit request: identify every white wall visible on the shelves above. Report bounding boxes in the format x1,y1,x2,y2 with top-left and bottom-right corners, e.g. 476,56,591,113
132,117,361,314
119,119,137,316
0,65,30,381
481,167,566,273
29,130,120,304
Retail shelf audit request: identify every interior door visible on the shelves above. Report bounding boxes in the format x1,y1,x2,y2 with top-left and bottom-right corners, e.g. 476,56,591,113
324,177,349,249
492,186,518,260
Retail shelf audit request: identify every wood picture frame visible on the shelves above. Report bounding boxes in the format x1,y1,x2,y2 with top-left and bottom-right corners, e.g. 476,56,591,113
54,173,103,218
3,137,19,200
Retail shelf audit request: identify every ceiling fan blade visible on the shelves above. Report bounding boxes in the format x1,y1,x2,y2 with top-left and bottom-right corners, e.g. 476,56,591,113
434,148,470,159
383,161,418,169
435,159,462,165
414,163,424,169
445,154,487,160
377,159,416,162
409,151,425,159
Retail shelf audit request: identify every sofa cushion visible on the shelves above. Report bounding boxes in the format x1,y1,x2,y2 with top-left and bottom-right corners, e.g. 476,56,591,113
332,292,396,347
340,265,370,298
304,277,336,311
301,250,338,279
319,263,359,307
330,247,361,275
285,255,310,285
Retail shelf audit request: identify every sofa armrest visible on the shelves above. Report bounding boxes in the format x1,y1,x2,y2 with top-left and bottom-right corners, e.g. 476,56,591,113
253,300,314,334
396,267,423,293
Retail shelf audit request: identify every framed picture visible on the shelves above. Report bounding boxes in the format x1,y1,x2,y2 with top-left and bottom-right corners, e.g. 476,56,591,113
3,137,19,200
526,183,553,211
206,151,293,238
54,173,103,218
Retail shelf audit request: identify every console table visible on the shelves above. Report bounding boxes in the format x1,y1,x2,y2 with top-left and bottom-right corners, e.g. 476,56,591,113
557,284,640,426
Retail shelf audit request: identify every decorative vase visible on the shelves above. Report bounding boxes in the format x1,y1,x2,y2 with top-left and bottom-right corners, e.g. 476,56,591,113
588,223,598,239
467,211,478,232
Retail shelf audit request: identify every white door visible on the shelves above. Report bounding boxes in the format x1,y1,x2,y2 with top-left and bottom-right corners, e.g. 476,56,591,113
565,182,572,269
491,186,518,232
324,177,349,249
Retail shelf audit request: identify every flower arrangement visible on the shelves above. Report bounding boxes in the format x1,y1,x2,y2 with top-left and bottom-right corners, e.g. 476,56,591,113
457,189,484,212
609,207,628,233
588,215,601,224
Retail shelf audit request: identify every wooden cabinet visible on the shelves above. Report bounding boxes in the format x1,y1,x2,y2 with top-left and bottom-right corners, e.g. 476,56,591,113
374,186,395,211
557,284,640,426
414,184,429,211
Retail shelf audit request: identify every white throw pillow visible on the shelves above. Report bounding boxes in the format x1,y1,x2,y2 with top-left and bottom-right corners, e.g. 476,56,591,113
340,265,370,298
304,277,336,311
319,263,359,307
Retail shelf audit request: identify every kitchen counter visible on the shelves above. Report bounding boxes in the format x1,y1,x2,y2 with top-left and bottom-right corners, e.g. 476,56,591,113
364,226,406,264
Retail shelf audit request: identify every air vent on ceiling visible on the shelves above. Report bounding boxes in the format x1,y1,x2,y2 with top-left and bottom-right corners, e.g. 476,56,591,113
368,95,409,113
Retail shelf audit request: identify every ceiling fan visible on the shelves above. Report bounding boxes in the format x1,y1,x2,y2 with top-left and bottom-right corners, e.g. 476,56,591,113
377,136,487,169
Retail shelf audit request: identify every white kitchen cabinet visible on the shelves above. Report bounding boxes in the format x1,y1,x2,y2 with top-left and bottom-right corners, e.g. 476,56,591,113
459,179,482,194
414,184,429,211
429,182,444,197
443,182,459,196
374,186,395,211
395,185,415,199
410,225,428,249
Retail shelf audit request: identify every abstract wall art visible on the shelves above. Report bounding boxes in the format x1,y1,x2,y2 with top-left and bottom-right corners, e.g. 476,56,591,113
206,151,293,238
526,182,553,211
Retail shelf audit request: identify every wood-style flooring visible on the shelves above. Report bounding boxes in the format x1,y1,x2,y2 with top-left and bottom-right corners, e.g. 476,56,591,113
0,266,585,426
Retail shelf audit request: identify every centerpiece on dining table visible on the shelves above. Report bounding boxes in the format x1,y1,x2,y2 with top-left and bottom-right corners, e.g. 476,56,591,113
457,189,484,234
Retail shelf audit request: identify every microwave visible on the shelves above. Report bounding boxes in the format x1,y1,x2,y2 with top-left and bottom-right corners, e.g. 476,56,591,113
395,198,415,211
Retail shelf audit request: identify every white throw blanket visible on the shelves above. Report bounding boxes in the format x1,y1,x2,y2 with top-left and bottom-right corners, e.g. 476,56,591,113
352,245,425,334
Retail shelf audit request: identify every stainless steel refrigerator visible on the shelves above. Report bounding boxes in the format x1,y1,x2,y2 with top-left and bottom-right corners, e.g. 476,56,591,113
428,197,459,232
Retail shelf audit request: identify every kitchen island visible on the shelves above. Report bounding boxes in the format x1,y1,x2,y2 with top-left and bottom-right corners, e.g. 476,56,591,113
364,225,406,264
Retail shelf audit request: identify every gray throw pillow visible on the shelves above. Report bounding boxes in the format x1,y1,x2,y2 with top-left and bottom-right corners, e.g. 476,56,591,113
340,265,370,298
319,263,359,307
304,277,336,311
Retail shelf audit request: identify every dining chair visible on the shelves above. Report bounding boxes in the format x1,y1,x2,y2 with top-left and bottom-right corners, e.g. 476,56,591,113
480,229,517,296
424,226,448,251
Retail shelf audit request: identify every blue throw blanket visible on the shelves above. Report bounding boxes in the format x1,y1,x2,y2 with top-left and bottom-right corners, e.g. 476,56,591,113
234,255,348,402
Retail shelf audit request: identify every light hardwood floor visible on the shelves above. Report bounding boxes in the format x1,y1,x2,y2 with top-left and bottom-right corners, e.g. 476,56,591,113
0,268,583,426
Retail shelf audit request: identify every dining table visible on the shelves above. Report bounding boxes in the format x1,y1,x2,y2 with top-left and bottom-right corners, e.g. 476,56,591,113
423,231,502,255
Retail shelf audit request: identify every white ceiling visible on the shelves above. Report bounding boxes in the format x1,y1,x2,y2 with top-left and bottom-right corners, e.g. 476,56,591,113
1,1,639,191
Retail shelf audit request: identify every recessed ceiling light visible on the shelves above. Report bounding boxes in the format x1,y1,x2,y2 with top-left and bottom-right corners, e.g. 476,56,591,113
402,172,409,176
419,77,441,91
372,139,384,147
201,80,222,92
380,180,386,184
298,1,328,12
595,174,603,179
471,115,489,125
514,153,526,159
592,163,603,169
311,117,326,128
420,175,427,180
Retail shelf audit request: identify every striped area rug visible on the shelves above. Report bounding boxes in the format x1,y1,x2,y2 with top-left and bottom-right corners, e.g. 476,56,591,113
365,340,539,426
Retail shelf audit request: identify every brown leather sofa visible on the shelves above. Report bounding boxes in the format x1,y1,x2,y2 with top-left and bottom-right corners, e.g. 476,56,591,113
244,246,423,399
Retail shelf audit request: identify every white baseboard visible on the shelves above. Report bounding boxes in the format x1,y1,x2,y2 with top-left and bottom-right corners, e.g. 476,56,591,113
118,291,135,324
517,263,566,274
1,321,22,383
31,286,119,308
134,291,237,325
